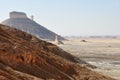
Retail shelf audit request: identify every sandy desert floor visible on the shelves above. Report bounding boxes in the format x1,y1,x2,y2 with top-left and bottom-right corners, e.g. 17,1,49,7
57,38,120,80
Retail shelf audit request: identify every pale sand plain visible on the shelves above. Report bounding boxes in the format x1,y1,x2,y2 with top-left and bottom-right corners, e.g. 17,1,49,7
57,38,120,80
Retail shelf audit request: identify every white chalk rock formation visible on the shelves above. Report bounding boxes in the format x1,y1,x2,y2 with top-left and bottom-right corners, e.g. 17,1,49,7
10,11,27,18
2,11,65,41
55,36,64,45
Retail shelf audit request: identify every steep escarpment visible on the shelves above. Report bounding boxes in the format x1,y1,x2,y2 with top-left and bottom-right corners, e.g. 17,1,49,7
0,24,116,80
2,11,65,41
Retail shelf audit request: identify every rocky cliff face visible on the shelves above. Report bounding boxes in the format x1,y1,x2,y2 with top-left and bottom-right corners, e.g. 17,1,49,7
2,11,65,41
0,24,116,80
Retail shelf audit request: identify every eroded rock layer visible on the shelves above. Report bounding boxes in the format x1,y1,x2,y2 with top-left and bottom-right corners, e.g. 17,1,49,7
0,24,115,80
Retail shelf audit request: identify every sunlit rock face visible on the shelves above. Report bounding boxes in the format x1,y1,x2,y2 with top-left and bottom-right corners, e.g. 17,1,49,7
2,11,65,41
0,24,116,80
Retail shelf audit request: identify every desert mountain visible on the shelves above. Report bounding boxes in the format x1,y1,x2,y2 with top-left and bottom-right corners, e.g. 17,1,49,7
0,24,115,80
1,11,65,41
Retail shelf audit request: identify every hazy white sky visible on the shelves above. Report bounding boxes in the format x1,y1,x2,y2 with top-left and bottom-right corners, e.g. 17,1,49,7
0,0,120,36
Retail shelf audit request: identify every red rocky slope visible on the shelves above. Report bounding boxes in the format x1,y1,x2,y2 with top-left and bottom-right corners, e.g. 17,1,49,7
0,24,116,80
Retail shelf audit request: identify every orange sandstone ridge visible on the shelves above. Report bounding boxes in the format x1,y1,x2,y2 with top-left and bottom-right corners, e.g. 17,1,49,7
0,24,116,80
